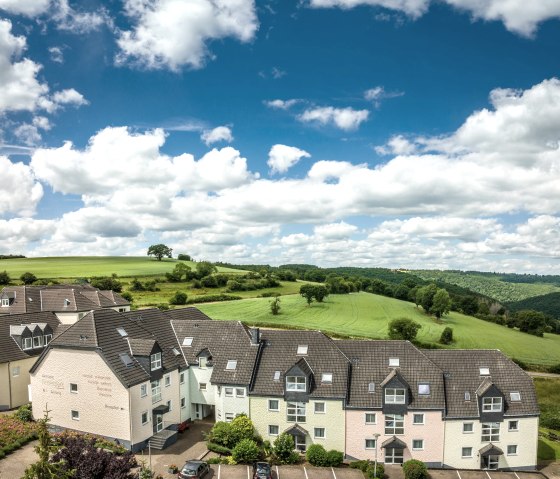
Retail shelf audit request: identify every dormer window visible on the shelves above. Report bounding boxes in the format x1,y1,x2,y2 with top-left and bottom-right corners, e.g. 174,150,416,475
199,357,207,368
297,345,308,355
510,391,521,402
1,298,9,307
23,337,33,350
482,397,502,412
226,360,237,370
389,358,399,367
64,298,71,307
183,337,193,346
150,352,162,371
385,387,406,404
44,334,52,345
33,336,43,348
321,373,333,384
480,367,490,376
286,376,306,391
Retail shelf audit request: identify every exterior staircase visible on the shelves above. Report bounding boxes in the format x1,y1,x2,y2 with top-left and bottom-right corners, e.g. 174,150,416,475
148,429,178,450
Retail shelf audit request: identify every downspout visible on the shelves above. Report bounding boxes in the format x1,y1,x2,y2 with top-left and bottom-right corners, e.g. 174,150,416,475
7,361,12,409
128,385,134,452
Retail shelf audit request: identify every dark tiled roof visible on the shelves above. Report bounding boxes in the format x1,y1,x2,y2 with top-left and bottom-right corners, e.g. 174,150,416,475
129,338,156,356
251,329,350,398
171,319,259,385
424,349,539,418
164,307,213,322
40,289,100,312
0,311,61,363
336,340,445,410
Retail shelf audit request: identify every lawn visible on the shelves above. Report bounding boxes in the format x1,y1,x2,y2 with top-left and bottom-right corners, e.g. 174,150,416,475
197,292,560,366
534,377,560,461
0,256,244,279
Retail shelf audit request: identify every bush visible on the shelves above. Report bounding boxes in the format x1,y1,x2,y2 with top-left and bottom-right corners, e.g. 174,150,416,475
512,358,528,370
14,404,33,422
156,303,169,310
439,327,454,345
388,318,421,341
20,272,37,285
187,294,242,304
207,458,222,464
120,291,133,302
0,270,10,285
326,450,344,467
232,438,261,463
207,441,233,455
178,254,191,261
366,463,385,479
230,414,256,445
306,444,328,466
548,363,560,374
170,291,188,305
402,460,428,479
273,433,298,464
349,460,370,472
270,296,281,315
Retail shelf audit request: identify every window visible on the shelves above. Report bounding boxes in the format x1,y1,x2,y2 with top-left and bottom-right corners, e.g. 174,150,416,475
166,400,172,411
385,448,404,464
226,360,237,370
365,413,376,424
463,422,474,433
412,439,424,450
385,414,404,435
1,298,8,307
140,384,147,397
481,422,500,442
480,367,490,376
236,388,245,397
180,372,185,384
199,357,207,368
321,373,333,384
164,374,171,387
150,352,162,371
151,379,161,404
297,345,308,355
413,413,424,425
286,376,306,391
314,427,325,439
287,402,306,422
464,391,471,401
117,327,128,337
199,382,207,391
368,382,375,393
141,412,148,425
33,336,43,348
44,334,52,345
23,337,32,350
11,366,20,377
268,399,279,411
482,397,502,412
462,447,473,458
183,337,194,346
70,383,78,393
269,425,279,436
418,384,430,395
508,420,519,432
510,391,521,401
225,413,234,422
71,410,80,421
273,371,281,381
507,445,518,456
389,358,400,367
225,387,233,397
385,388,406,404
181,397,186,409
365,439,377,449
314,402,325,414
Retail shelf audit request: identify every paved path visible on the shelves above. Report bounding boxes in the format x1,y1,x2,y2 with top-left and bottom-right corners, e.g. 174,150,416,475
528,372,560,379
0,440,37,479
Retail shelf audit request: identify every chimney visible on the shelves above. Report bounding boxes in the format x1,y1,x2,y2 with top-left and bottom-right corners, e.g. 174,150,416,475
249,327,260,345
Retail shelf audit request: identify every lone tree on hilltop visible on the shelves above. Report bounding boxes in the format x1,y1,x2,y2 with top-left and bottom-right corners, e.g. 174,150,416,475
147,244,173,261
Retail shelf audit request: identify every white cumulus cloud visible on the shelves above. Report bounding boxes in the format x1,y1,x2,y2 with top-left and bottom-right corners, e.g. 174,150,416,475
298,106,369,130
201,126,234,145
0,156,43,217
267,144,311,174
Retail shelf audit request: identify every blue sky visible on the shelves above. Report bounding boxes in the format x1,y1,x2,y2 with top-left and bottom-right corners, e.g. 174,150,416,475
1,0,560,273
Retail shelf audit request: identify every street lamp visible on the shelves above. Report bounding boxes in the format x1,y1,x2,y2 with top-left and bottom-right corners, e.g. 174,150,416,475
373,433,381,479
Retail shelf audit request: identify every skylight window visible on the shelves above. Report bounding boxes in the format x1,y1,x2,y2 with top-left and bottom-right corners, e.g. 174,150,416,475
510,391,521,401
297,345,308,355
119,353,133,367
172,348,181,356
321,373,333,384
273,370,281,381
389,358,399,367
116,327,128,337
479,367,490,376
368,382,375,393
64,298,71,306
226,360,237,370
418,383,430,395
464,391,471,401
183,337,194,347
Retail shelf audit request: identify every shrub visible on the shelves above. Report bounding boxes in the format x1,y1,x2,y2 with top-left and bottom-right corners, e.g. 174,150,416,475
170,291,188,305
208,422,234,448
306,444,328,466
230,414,256,445
207,442,233,455
270,296,281,315
548,363,560,374
326,450,344,467
90,275,123,292
439,327,454,345
187,294,242,304
388,318,421,341
0,270,10,285
178,254,191,261
207,458,222,464
20,272,37,285
14,404,33,422
201,275,219,288
156,303,169,310
349,460,370,472
402,460,428,479
273,433,298,464
232,438,261,463
366,463,385,479
130,278,145,291
120,291,133,302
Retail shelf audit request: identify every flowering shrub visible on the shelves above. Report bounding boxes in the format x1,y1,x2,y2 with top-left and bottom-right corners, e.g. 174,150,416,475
0,414,39,457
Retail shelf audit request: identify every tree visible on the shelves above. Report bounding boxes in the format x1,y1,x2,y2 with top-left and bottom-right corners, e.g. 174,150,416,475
177,253,191,261
514,310,547,337
0,270,10,285
272,433,298,464
20,272,37,285
166,263,191,282
416,284,438,313
147,243,173,261
270,296,281,315
196,261,217,279
229,414,256,445
432,289,451,319
402,460,428,479
169,291,188,305
439,327,454,344
388,318,421,341
232,439,261,464
300,284,315,306
90,275,122,292
313,285,329,302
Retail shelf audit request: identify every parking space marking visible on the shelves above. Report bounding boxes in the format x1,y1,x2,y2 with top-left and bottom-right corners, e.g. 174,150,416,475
514,473,520,479
456,470,462,479
486,471,492,479
331,467,337,479
276,466,280,479
304,466,309,479
219,465,221,479
247,465,250,479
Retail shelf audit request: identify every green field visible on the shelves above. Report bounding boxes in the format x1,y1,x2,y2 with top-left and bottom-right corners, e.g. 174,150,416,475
197,292,560,366
0,256,243,279
534,378,560,461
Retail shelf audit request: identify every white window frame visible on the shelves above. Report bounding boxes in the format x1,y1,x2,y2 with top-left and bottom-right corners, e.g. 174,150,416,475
22,337,32,350
164,374,171,387
183,337,194,346
482,397,502,412
365,413,376,424
413,413,424,425
368,382,375,393
141,411,149,425
297,345,308,355
385,414,405,435
181,397,186,409
418,383,430,395
412,439,424,450
365,439,377,449
268,425,279,436
321,373,333,384
314,402,326,414
199,382,207,391
44,334,52,345
268,399,279,411
463,422,474,434
385,388,406,404
287,402,306,423
140,384,147,398
510,391,521,402
150,352,162,371
461,447,473,458
314,427,326,439
70,383,78,393
480,367,490,375
1,298,9,307
226,360,237,370
71,410,80,421
11,366,20,377
286,376,306,392
236,388,245,397
385,448,404,464
180,372,185,384
225,412,234,422
508,420,519,432
224,387,233,397
151,379,161,404
507,445,518,456
389,358,400,367
33,335,43,348
481,422,500,442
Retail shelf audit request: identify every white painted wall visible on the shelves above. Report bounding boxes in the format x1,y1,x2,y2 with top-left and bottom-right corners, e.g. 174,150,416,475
215,385,249,421
189,365,214,419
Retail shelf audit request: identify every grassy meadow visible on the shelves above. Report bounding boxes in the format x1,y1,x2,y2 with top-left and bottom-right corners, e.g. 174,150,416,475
198,291,560,366
534,378,560,461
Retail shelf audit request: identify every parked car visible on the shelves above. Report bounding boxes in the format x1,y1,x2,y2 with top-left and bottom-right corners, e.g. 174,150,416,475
253,462,272,479
178,460,209,479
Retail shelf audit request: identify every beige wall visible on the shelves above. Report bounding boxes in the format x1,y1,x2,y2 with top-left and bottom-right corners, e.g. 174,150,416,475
30,349,131,441
443,417,539,470
250,397,345,452
0,363,9,409
0,358,37,410
54,312,81,324
216,385,250,421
